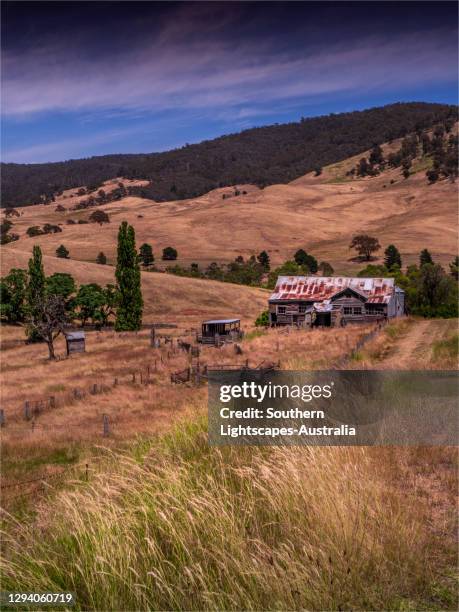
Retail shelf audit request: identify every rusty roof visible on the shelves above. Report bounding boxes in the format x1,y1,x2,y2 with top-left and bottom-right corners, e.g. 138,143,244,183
269,276,397,304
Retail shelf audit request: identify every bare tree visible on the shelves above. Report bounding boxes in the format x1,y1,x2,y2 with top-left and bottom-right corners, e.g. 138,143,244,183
27,294,67,360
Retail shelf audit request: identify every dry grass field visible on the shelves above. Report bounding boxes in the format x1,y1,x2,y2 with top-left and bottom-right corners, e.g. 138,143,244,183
1,318,457,610
1,141,457,610
2,145,457,273
0,249,268,327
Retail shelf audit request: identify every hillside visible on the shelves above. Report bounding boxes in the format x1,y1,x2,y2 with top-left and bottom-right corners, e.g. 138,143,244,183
1,102,456,208
0,248,268,326
2,133,457,275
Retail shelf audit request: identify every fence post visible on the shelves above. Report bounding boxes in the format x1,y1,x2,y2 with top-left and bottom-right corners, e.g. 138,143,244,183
92,383,98,395
49,396,56,409
85,463,89,481
24,400,31,421
31,418,36,432
114,378,118,387
132,373,136,383
150,328,155,347
103,414,109,437
0,409,4,427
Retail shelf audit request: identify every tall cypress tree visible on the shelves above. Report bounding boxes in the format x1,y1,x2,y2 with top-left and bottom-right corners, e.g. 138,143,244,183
27,245,46,341
115,221,143,331
384,245,402,270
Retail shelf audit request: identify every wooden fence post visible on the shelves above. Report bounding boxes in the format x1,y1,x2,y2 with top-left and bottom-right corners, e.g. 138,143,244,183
103,414,109,437
92,383,98,395
85,463,89,481
49,396,56,409
0,409,4,427
114,378,118,387
150,328,155,347
24,400,31,421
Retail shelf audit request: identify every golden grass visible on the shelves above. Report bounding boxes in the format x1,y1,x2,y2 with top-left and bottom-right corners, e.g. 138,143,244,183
2,159,456,274
351,317,459,369
0,250,268,327
1,418,457,611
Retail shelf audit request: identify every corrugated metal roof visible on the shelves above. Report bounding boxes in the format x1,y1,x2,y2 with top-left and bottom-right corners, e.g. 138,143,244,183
65,331,85,340
203,319,240,325
270,276,396,304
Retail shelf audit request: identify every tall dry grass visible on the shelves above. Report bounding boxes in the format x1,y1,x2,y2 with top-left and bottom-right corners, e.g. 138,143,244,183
1,416,456,611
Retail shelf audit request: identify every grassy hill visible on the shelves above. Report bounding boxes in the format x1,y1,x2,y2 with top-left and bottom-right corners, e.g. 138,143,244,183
2,137,457,274
1,102,456,208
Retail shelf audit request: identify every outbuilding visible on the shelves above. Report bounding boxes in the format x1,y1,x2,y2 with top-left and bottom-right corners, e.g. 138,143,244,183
197,319,242,344
65,331,86,355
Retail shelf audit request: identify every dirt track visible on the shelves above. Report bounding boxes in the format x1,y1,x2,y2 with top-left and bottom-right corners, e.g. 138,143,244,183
380,319,457,368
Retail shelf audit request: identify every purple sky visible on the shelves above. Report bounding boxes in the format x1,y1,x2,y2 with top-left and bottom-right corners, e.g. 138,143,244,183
2,1,458,163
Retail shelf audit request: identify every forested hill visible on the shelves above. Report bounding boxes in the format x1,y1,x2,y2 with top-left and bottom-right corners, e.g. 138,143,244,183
2,102,457,208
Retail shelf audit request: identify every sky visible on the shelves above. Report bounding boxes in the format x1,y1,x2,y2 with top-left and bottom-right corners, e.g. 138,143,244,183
1,1,458,164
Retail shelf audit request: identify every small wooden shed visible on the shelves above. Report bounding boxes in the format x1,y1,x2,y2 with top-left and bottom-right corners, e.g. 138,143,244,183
197,319,242,344
65,331,86,355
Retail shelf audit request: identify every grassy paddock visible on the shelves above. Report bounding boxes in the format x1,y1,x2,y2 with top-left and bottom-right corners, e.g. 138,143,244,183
1,416,456,611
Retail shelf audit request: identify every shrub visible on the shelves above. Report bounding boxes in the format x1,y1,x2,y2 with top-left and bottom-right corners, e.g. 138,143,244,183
56,245,70,259
26,226,43,237
162,246,178,261
89,210,110,224
255,310,270,327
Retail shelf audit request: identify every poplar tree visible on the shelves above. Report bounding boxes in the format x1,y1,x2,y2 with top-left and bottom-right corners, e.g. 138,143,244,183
115,222,143,331
27,245,46,341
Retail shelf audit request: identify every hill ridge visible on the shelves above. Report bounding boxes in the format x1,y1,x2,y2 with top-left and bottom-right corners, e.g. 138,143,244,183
1,102,456,208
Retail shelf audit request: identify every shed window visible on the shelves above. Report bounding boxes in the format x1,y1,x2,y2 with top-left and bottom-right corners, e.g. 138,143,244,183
299,304,307,313
277,306,286,314
343,307,353,315
353,307,362,315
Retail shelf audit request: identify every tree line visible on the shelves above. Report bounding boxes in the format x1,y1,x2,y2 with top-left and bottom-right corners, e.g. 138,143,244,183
2,103,456,208
0,221,143,359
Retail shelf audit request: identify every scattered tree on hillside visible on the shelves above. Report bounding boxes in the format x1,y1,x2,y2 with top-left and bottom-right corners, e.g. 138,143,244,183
293,249,318,273
56,244,70,259
139,243,154,267
257,250,270,271
89,210,110,224
162,246,178,261
426,169,439,183
115,221,143,331
449,256,459,280
419,248,433,267
43,223,62,234
369,144,383,165
26,226,43,237
401,157,412,179
314,167,322,176
96,252,107,265
384,245,402,270
349,234,381,261
55,204,66,212
356,157,370,177
4,207,20,218
318,261,334,276
0,268,28,323
1,219,19,244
